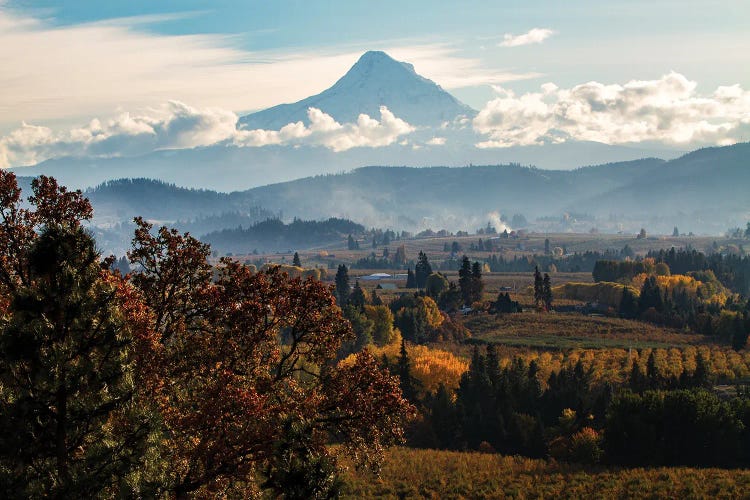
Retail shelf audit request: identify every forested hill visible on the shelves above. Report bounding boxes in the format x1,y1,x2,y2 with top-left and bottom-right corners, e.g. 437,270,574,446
84,178,273,224
231,142,749,233
22,142,750,245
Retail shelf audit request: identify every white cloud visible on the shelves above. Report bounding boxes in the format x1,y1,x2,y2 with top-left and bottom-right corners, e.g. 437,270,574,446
235,106,415,152
473,72,750,148
0,8,537,131
499,28,556,48
426,137,447,146
384,44,542,88
0,103,415,167
0,101,238,167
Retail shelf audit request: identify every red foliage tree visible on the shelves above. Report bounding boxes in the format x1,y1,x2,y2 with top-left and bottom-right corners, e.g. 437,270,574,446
128,217,414,497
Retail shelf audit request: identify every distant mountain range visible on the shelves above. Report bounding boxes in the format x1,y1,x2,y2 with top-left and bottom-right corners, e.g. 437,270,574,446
40,142,748,255
10,51,682,191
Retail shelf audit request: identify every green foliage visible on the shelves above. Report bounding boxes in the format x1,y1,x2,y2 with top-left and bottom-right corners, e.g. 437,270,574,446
0,227,152,498
335,264,350,305
605,389,746,467
425,272,448,298
414,251,432,289
364,305,396,347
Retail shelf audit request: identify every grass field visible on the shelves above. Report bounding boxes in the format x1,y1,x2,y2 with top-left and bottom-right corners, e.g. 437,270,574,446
462,312,705,350
341,447,750,499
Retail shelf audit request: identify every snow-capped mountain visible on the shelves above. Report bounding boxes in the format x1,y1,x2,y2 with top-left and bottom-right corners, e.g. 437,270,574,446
239,51,475,129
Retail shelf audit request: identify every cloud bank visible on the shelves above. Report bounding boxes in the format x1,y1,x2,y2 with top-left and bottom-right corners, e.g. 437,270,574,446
473,72,750,148
0,8,534,130
499,28,556,47
0,103,415,167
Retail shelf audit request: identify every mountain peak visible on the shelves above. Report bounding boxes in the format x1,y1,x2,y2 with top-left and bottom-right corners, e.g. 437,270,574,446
352,50,414,71
239,51,475,129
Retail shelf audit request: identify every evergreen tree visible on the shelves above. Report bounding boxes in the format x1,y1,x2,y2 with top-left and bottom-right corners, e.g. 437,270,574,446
414,251,432,289
693,352,713,388
347,234,359,250
0,226,153,497
646,351,663,390
638,276,664,314
398,339,416,402
732,313,748,351
533,266,544,310
334,264,350,305
292,251,301,267
458,256,473,306
405,268,417,288
542,273,553,311
619,287,639,319
471,261,484,304
544,238,551,255
349,280,367,311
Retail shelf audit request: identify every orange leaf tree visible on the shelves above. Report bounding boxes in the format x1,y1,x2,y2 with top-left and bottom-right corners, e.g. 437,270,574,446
128,218,413,497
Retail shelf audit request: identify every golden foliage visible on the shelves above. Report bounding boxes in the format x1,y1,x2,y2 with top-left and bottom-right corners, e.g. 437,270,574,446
552,281,636,306
341,447,750,498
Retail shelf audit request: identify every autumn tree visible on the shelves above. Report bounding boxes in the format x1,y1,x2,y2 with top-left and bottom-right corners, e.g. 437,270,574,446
0,174,156,497
128,219,413,496
425,272,448,298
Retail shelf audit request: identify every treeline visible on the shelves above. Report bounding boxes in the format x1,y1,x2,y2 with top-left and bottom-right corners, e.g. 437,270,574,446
405,345,750,467
591,254,750,344
648,247,750,295
462,249,628,274
175,209,275,237
203,217,365,253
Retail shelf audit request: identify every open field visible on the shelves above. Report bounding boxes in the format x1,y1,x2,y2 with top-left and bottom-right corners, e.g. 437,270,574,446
462,312,705,350
240,231,742,271
341,447,750,499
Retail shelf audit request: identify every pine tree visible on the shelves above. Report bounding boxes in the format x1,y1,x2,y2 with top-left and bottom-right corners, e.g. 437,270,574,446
398,339,416,402
405,268,417,288
731,313,748,351
619,287,639,319
638,276,664,314
349,280,367,311
414,251,432,289
458,256,473,306
542,273,553,311
533,266,544,310
292,251,301,267
347,235,359,250
0,226,153,497
335,264,350,305
471,261,484,304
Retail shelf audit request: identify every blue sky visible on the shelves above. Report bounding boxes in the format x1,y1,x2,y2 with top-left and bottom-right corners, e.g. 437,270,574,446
0,1,748,166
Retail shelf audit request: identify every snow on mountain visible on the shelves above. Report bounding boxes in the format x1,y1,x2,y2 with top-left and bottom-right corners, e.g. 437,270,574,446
239,51,475,130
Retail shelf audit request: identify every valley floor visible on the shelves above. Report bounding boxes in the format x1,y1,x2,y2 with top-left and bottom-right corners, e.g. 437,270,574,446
341,447,750,499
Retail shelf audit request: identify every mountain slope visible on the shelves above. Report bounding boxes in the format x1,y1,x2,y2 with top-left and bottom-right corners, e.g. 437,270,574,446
239,51,475,129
